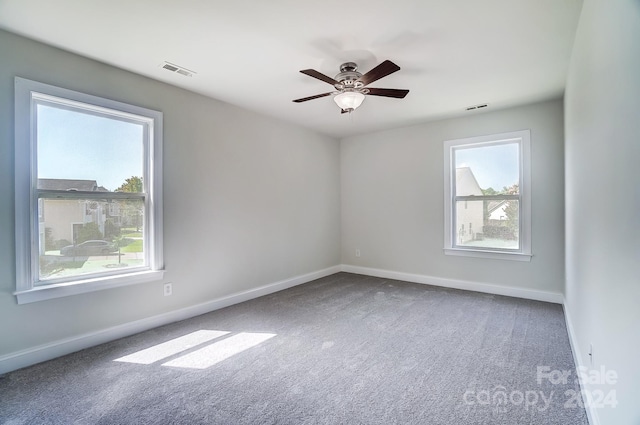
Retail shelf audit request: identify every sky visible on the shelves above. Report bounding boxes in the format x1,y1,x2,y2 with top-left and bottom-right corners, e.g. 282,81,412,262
455,142,519,191
37,104,143,191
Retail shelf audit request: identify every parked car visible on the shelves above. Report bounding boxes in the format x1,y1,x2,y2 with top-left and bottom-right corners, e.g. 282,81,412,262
60,240,117,256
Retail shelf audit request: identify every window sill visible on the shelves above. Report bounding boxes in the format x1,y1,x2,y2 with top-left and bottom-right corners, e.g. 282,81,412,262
444,248,532,262
14,270,165,304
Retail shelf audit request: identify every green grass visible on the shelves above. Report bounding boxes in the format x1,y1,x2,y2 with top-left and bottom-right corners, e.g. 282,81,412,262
121,239,143,253
122,231,142,238
39,256,144,279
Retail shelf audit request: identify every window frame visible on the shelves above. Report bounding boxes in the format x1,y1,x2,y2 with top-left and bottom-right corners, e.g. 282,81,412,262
443,130,532,261
14,77,164,304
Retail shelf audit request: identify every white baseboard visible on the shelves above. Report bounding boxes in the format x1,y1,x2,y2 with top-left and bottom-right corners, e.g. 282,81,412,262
340,264,564,304
562,302,599,425
0,265,341,375
0,264,565,375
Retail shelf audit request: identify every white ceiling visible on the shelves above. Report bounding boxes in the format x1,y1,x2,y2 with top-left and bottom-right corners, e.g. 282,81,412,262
0,0,583,139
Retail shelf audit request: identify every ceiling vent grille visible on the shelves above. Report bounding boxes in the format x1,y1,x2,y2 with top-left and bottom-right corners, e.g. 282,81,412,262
160,61,196,77
466,103,488,111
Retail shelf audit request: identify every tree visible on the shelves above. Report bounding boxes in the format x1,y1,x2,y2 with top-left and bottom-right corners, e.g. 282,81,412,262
116,176,142,193
104,218,121,240
76,222,103,244
502,184,519,238
112,235,132,265
481,187,498,196
502,183,519,195
116,176,143,231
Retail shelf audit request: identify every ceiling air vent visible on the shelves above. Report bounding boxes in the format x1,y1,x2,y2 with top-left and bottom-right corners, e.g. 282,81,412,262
160,61,196,77
466,103,488,111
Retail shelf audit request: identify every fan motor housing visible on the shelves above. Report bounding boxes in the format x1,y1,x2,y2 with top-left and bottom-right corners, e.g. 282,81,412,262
335,62,364,88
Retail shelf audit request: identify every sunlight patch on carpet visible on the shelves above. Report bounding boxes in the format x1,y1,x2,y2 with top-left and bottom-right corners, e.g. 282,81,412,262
162,332,276,369
114,330,229,364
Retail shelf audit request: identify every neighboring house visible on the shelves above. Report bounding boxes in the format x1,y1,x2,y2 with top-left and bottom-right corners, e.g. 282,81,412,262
38,179,117,251
455,167,484,244
488,200,509,221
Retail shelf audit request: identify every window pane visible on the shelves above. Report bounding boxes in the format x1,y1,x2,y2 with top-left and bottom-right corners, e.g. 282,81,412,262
36,103,144,192
38,197,145,282
454,142,519,195
455,200,519,250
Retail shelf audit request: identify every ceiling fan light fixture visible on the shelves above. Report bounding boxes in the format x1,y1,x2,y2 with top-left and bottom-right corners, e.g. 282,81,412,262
293,60,408,112
333,91,365,112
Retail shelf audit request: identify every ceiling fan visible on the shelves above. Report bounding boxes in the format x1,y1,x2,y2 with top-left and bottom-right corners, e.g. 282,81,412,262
293,60,409,114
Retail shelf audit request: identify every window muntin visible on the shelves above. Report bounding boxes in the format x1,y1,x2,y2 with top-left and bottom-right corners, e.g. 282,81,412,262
15,77,163,303
443,130,531,261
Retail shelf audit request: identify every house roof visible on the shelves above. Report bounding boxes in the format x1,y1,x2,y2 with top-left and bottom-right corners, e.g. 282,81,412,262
487,200,508,213
38,179,109,192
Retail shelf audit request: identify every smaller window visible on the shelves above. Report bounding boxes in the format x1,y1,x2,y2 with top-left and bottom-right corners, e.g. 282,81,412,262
443,130,531,261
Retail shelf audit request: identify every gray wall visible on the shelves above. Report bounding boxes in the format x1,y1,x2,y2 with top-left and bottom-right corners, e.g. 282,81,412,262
341,99,565,294
0,30,341,357
565,0,640,423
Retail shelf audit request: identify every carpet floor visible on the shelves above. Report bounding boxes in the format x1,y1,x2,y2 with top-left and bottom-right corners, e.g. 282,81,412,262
0,272,588,424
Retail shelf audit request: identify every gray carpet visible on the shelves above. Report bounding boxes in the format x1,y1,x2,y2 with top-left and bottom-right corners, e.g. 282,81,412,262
0,272,588,424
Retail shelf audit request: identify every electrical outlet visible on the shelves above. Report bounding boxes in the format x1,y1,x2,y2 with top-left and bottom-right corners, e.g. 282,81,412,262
163,283,172,297
355,249,361,257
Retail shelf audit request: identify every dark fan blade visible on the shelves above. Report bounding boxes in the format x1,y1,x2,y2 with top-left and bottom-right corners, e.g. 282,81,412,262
300,69,340,86
341,109,349,114
357,60,401,86
292,92,333,103
366,88,409,99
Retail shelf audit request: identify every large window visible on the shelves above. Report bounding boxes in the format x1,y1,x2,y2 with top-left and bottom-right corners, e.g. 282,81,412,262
14,78,163,303
443,130,531,261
